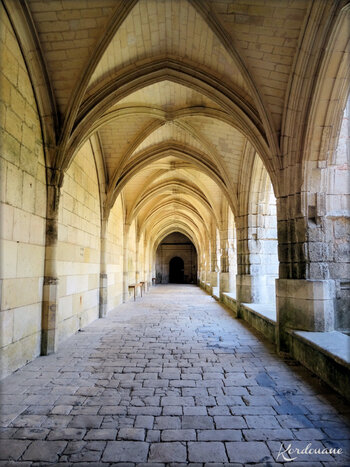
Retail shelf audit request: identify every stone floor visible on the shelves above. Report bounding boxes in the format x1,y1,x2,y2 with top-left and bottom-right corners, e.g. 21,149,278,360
1,285,349,466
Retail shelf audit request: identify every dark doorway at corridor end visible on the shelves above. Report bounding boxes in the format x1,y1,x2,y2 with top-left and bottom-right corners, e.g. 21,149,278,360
169,256,184,283
155,232,197,284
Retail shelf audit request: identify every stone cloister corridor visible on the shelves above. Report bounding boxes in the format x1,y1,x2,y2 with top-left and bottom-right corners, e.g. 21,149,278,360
1,285,350,465
0,0,350,464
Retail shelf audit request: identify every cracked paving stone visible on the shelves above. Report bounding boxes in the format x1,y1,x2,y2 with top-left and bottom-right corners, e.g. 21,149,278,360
22,440,67,462
0,439,30,461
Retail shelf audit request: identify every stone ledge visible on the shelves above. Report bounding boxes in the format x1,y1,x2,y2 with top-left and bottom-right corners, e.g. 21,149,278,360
219,293,277,344
241,303,277,324
220,292,238,316
239,302,277,344
291,330,350,367
288,330,350,401
199,281,211,294
212,287,220,301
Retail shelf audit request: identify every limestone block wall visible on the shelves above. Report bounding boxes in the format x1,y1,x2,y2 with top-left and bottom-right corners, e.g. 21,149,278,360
106,196,124,311
57,142,101,344
0,5,47,378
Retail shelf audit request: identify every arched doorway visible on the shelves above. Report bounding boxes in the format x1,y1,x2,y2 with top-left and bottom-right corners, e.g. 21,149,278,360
169,257,184,283
155,232,197,283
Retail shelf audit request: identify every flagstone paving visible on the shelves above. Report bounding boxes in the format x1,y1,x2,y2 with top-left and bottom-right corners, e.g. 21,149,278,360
1,285,349,466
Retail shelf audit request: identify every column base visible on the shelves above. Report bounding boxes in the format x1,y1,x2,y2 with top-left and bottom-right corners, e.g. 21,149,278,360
99,273,108,318
41,277,59,355
123,272,129,302
236,274,273,304
210,271,219,288
219,272,235,295
276,279,335,352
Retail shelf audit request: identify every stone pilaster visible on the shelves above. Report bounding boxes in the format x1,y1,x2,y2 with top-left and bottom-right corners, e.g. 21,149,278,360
41,170,61,356
123,223,130,302
219,229,235,295
99,217,108,318
276,279,336,352
209,232,219,289
99,273,108,318
276,194,337,351
235,215,271,303
135,239,140,293
42,276,59,355
211,271,219,288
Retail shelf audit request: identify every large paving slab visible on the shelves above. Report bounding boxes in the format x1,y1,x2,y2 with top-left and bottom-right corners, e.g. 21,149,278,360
0,285,349,465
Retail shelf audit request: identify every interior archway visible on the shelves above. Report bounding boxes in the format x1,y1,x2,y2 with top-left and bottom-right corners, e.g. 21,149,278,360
155,232,197,284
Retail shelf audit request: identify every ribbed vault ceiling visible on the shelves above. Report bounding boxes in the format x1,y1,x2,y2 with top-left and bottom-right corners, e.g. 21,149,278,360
14,0,318,251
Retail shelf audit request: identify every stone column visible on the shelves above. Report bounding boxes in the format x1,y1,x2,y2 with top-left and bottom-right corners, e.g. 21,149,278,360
210,253,219,288
122,223,130,302
236,214,268,303
99,217,108,318
219,229,235,295
41,169,61,356
276,195,336,352
205,254,210,287
209,228,219,291
202,259,207,285
143,238,149,291
135,238,140,296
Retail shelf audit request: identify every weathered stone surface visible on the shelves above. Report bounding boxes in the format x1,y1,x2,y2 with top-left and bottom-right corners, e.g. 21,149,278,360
214,416,247,429
154,416,181,430
0,285,349,465
182,416,214,429
47,428,85,440
14,428,50,439
22,440,67,462
84,428,117,440
188,441,228,462
69,415,103,428
0,439,30,460
148,442,187,463
102,441,149,462
161,429,196,441
198,429,242,441
226,441,273,463
117,428,145,441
